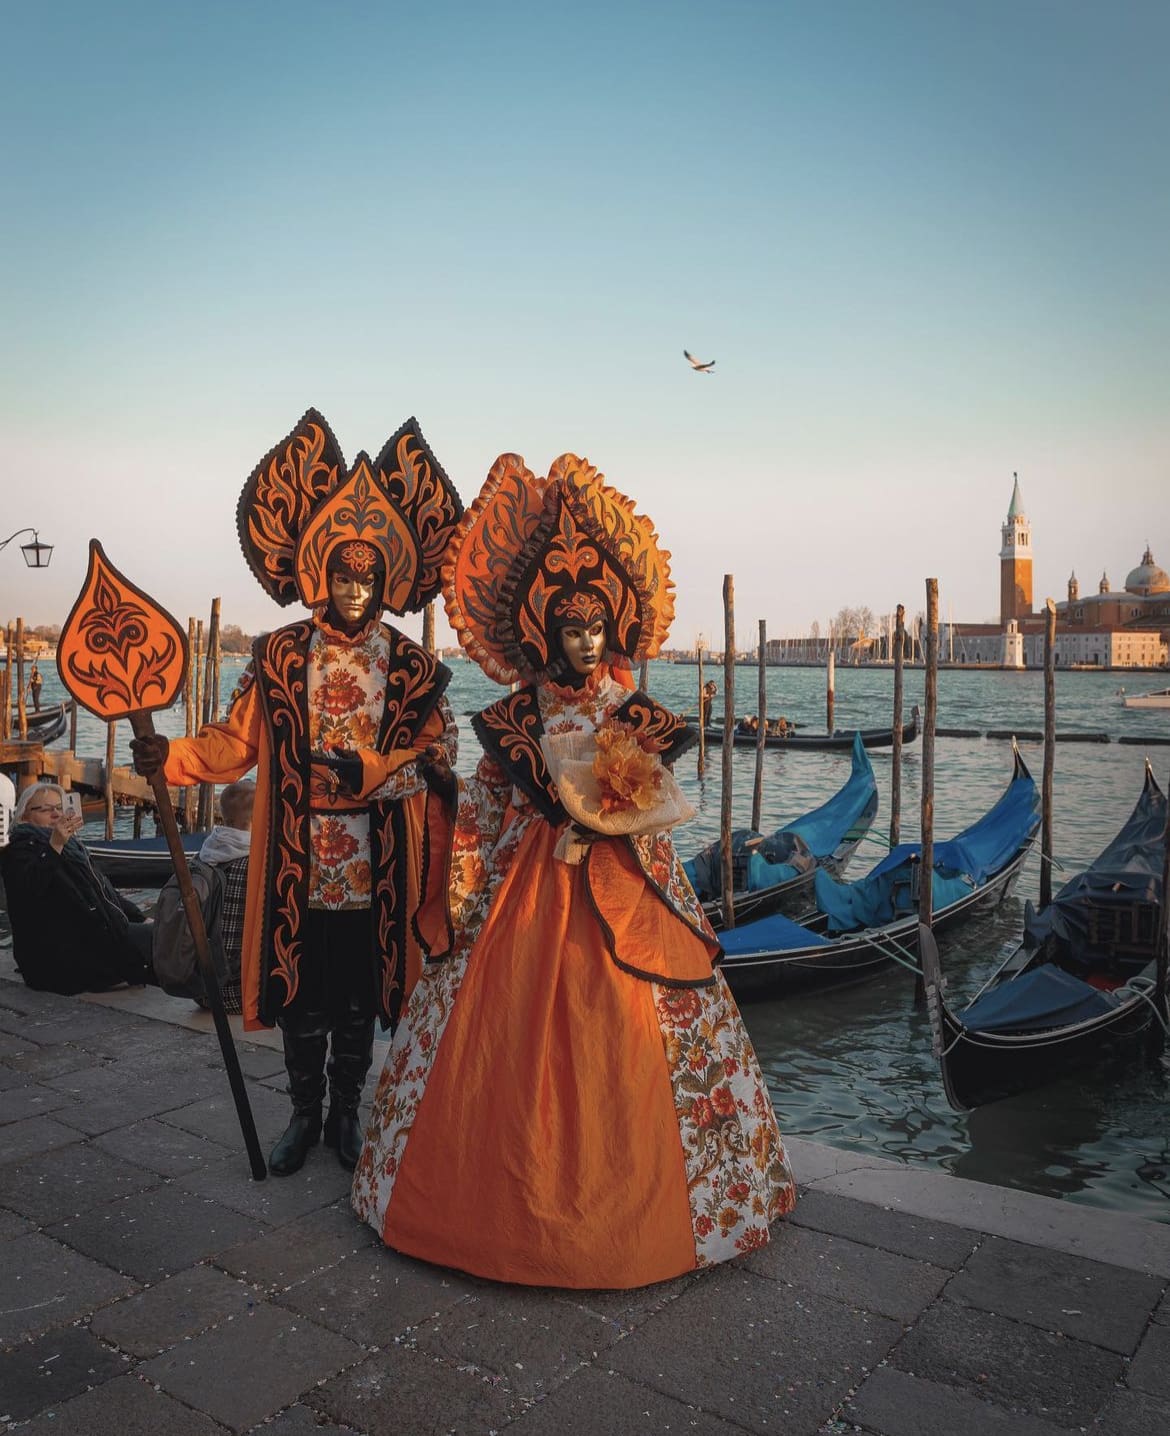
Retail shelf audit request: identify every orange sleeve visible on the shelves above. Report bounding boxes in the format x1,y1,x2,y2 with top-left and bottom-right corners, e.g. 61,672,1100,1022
354,698,457,800
164,682,262,786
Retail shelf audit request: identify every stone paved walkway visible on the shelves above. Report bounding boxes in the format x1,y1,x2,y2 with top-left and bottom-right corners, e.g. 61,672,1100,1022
0,977,1167,1435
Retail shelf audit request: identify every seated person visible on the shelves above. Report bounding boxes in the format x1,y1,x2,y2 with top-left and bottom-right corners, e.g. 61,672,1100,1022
767,715,789,737
1,782,153,993
698,678,717,728
736,714,759,735
192,779,255,1015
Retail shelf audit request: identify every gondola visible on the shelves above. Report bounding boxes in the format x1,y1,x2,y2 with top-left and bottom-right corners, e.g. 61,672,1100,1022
87,831,209,887
683,732,878,927
703,705,921,752
717,744,1039,997
8,701,69,745
924,763,1168,1111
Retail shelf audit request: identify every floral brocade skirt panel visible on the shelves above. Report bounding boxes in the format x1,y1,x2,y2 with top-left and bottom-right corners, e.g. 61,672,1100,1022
353,822,796,1289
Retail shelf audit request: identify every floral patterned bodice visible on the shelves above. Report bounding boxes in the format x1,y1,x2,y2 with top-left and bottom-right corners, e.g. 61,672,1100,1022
307,619,455,909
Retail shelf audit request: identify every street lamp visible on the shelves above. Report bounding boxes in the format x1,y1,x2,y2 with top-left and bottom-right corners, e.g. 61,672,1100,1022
0,528,53,568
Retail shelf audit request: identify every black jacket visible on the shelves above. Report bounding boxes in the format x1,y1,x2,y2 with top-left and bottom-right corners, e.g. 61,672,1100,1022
1,824,149,993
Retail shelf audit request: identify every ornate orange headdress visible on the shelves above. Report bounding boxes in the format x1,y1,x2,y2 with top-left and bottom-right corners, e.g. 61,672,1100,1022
236,410,462,615
444,452,675,685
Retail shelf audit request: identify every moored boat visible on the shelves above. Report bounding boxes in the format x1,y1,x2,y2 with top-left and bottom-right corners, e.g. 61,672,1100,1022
704,705,921,752
1121,687,1170,709
718,744,1039,997
7,701,70,745
924,762,1167,1110
87,831,209,887
684,731,878,927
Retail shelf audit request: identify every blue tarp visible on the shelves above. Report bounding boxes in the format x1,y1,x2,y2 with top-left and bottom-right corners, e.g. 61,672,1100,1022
814,767,1039,934
959,964,1119,1034
718,909,833,957
683,732,877,900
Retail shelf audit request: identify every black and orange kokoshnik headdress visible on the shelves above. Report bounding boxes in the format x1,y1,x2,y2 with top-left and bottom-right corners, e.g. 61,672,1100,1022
237,409,463,615
444,453,675,685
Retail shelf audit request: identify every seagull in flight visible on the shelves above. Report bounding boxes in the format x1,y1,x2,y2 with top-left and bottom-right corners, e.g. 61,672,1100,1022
684,349,715,373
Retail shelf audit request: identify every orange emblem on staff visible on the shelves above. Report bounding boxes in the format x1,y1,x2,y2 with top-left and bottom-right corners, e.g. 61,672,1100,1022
57,540,188,719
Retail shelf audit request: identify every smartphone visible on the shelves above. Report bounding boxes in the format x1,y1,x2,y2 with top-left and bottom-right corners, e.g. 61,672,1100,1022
62,792,83,820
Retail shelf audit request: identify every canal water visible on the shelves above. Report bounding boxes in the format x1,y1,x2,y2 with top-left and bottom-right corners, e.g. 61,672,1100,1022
21,657,1170,1222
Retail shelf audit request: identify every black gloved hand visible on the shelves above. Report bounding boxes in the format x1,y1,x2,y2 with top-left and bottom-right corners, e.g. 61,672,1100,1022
324,748,364,796
419,744,457,806
130,732,170,778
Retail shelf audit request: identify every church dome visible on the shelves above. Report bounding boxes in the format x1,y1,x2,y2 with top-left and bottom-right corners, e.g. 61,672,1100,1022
1125,546,1170,596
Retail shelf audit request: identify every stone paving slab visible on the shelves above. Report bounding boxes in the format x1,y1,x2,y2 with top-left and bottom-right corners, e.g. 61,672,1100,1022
550,1271,700,1335
255,1404,362,1436
607,1263,901,1435
48,1063,227,1136
844,1365,1074,1435
889,1299,1126,1428
12,1371,232,1434
1127,1319,1170,1399
0,1080,71,1125
160,1083,295,1149
310,1343,524,1433
787,1188,980,1269
93,1115,234,1175
175,1149,353,1223
215,1199,382,1293
0,1136,162,1226
2,1231,135,1344
48,1185,269,1282
0,1207,35,1240
0,1323,128,1422
139,1298,362,1432
944,1233,1164,1354
1091,1387,1170,1431
742,1221,950,1323
0,1114,84,1166
0,1039,104,1082
411,1283,622,1403
813,1162,1170,1277
90,1262,261,1358
273,1239,478,1348
504,1363,748,1434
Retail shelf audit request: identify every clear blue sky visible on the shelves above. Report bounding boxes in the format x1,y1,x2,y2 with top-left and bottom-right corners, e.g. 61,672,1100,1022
2,1,1166,650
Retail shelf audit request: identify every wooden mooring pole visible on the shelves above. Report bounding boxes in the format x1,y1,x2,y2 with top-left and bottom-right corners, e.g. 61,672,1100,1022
183,617,197,833
720,577,736,929
1,626,11,741
752,619,766,832
890,603,905,847
16,619,28,741
421,600,436,654
697,647,706,777
915,578,939,1005
1040,598,1057,909
826,648,835,734
638,658,649,692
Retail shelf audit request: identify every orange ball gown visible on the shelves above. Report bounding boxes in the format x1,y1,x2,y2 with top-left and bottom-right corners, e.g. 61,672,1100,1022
352,666,795,1289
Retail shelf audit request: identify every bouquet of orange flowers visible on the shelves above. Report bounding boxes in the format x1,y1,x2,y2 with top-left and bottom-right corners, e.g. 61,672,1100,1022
541,721,695,863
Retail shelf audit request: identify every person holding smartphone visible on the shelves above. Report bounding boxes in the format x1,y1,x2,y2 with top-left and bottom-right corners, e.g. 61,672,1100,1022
0,782,154,993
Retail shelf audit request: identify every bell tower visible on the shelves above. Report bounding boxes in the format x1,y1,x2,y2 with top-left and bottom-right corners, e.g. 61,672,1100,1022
999,473,1033,625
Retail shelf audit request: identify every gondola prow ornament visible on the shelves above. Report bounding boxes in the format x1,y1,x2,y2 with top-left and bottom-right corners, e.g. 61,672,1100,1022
57,540,267,1180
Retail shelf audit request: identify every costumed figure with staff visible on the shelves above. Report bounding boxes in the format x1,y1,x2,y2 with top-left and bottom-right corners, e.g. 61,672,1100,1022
354,451,795,1288
133,411,463,1176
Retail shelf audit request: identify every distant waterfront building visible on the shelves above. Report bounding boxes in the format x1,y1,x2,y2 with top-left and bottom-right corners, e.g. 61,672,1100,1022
950,480,1169,669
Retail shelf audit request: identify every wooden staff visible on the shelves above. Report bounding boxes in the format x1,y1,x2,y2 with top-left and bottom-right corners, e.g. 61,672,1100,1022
59,540,266,1181
104,720,117,839
1040,598,1057,909
697,646,706,777
16,618,27,740
752,619,766,832
890,603,905,846
915,578,939,1005
721,576,736,929
826,648,835,734
421,600,436,654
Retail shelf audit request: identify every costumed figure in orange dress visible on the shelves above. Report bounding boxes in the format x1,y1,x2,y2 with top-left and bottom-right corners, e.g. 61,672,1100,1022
353,452,795,1288
132,411,463,1176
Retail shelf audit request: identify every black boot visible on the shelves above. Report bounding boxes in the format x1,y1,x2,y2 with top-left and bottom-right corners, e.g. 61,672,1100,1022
269,1017,327,1177
323,1003,375,1171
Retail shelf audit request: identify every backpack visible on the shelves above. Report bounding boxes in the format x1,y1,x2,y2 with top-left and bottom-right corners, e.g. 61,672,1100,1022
151,858,228,999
